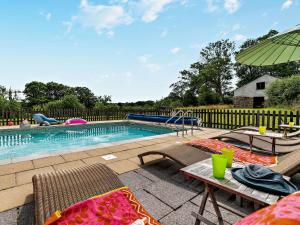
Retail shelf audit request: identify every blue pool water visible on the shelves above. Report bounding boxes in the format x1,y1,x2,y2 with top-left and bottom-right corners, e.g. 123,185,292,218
0,122,174,162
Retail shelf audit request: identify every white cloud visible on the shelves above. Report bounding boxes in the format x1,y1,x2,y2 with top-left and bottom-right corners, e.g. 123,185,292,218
170,47,181,54
282,0,293,10
232,23,240,31
40,11,52,21
106,31,115,38
224,0,240,14
79,0,132,33
234,34,246,42
138,55,161,71
160,29,168,38
205,0,219,12
141,0,174,23
62,16,78,34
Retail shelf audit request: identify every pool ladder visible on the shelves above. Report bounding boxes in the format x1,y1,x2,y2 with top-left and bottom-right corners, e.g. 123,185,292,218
165,110,202,136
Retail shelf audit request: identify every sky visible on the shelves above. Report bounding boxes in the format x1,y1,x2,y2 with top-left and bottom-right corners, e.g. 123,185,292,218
0,0,299,102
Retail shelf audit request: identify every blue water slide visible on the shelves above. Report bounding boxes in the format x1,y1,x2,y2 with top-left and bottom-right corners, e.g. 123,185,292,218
33,113,61,125
127,114,198,125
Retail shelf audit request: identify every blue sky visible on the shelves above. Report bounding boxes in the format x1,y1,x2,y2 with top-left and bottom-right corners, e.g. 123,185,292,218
0,0,298,102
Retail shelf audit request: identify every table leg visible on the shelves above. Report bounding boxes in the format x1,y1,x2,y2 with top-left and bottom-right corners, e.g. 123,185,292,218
249,135,253,153
207,186,224,225
194,186,209,225
194,184,224,225
272,138,276,155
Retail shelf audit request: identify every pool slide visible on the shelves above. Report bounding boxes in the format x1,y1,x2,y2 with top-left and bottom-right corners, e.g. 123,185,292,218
33,113,61,126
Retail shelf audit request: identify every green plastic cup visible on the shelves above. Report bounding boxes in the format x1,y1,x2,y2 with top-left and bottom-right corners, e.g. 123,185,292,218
259,126,266,135
289,122,295,127
221,148,235,168
212,154,228,179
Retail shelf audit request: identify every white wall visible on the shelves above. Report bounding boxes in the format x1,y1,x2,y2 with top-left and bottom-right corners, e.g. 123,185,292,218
234,75,278,99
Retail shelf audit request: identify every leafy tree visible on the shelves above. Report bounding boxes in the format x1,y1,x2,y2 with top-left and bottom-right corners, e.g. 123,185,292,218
73,87,97,108
267,74,300,106
45,94,85,110
235,30,300,87
46,82,70,101
23,81,47,106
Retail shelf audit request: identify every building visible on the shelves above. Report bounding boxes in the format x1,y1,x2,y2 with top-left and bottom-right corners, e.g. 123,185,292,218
233,75,278,108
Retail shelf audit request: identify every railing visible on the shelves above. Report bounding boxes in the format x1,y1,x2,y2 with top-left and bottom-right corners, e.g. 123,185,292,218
0,108,299,132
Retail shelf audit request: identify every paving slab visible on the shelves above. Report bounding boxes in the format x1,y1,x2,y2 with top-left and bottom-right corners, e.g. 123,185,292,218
0,208,17,225
106,160,139,174
53,160,86,171
145,180,198,209
133,189,173,220
0,174,16,190
32,156,65,168
0,161,34,176
82,156,110,165
119,171,153,191
0,184,33,212
61,151,90,162
84,147,113,157
16,166,54,185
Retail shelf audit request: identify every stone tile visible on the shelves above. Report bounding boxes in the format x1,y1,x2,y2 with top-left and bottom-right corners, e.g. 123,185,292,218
32,156,65,168
126,147,149,157
0,161,34,176
61,151,90,162
108,145,130,153
113,151,134,161
0,208,17,225
128,155,162,166
82,156,110,165
136,140,157,147
17,203,35,225
16,166,54,185
53,160,86,171
0,184,33,212
133,189,173,220
145,180,198,209
119,171,153,191
107,160,139,174
159,202,230,225
0,174,16,190
121,142,143,149
85,147,112,157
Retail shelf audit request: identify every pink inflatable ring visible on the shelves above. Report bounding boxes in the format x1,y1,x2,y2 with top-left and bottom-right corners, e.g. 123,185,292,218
65,118,87,125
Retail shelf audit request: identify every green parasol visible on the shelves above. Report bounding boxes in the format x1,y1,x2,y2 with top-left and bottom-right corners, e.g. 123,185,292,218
236,25,300,66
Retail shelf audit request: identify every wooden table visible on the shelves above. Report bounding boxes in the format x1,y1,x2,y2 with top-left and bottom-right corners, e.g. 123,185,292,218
279,124,300,137
241,130,284,155
181,159,284,225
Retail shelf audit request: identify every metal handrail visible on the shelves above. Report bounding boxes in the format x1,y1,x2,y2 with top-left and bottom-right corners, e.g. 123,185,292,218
165,110,183,126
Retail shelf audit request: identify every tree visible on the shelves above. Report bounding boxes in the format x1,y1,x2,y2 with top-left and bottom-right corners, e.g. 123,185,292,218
200,39,235,101
235,30,300,87
46,82,70,101
45,94,85,110
73,87,97,108
23,81,47,106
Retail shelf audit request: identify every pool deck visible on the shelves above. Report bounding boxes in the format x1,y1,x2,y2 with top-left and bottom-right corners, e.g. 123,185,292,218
0,126,227,213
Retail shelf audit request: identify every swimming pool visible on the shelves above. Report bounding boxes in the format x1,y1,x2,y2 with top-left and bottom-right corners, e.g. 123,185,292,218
0,122,174,163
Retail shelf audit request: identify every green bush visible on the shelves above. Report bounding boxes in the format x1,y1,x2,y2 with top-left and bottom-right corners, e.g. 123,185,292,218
45,94,85,110
267,74,300,106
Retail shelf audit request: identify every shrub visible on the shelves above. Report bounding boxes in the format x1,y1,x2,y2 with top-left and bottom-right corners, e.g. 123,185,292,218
45,94,85,110
267,74,300,106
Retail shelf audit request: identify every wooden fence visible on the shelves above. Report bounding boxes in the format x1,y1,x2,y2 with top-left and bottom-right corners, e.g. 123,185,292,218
0,108,299,131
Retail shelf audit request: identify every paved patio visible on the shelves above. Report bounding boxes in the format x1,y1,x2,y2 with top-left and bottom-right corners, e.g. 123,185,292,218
0,128,226,217
0,157,250,225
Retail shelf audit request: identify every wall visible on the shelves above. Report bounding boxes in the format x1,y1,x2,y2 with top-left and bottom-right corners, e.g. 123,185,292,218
233,97,254,108
234,75,278,98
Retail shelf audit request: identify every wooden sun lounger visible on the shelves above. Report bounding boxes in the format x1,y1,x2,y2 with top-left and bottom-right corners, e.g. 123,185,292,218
138,143,211,167
138,142,300,176
32,163,124,225
216,132,300,154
